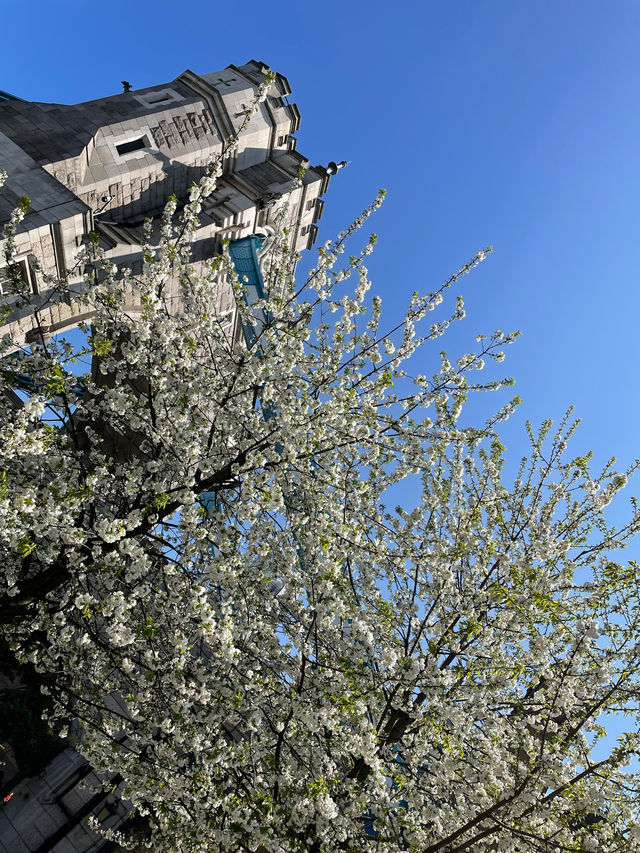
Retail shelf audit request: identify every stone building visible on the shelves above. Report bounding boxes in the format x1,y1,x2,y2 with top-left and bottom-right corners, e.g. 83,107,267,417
0,61,331,853
0,59,329,353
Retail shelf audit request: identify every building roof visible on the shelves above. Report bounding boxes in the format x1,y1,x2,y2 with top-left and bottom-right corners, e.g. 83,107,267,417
0,87,195,166
0,89,25,103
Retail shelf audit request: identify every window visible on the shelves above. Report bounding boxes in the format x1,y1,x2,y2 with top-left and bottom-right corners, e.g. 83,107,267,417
146,93,171,104
306,198,316,211
116,137,147,156
135,88,183,109
2,258,38,295
215,310,234,329
277,135,287,146
110,127,154,162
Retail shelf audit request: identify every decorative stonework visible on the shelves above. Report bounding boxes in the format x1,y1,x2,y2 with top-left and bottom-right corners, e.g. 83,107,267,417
0,60,329,353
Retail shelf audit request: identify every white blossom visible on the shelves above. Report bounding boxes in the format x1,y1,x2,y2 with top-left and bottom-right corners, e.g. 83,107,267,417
0,133,638,853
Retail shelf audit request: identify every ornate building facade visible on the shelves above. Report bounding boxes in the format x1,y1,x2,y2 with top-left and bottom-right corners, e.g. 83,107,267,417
0,59,328,352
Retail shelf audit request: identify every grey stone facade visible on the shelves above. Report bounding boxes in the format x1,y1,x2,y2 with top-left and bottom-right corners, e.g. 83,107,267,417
0,746,130,853
0,60,329,352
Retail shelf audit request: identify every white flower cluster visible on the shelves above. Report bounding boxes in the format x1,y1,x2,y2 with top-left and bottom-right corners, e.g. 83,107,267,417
1,102,640,853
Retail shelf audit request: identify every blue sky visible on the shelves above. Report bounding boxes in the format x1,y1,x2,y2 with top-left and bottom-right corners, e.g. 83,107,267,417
3,0,640,504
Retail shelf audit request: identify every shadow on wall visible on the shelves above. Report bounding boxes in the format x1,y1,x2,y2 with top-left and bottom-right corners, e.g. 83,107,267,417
94,148,290,225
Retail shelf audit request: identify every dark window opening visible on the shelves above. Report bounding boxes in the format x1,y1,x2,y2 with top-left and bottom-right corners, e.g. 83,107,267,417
147,93,171,104
116,137,147,156
9,259,37,294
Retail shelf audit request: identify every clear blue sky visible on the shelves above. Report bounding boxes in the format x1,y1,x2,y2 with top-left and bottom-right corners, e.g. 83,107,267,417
3,0,640,512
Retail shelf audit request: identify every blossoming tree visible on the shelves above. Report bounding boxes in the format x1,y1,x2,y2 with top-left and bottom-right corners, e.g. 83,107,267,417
2,91,640,852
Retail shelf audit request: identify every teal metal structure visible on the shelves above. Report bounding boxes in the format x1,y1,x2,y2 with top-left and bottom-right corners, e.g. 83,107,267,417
227,235,269,347
199,234,272,515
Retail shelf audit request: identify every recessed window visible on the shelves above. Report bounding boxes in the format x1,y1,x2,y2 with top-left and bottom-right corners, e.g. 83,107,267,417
110,127,154,162
4,258,38,295
116,137,147,156
146,93,171,104
135,88,182,109
215,310,234,329
306,198,316,211
277,135,287,146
